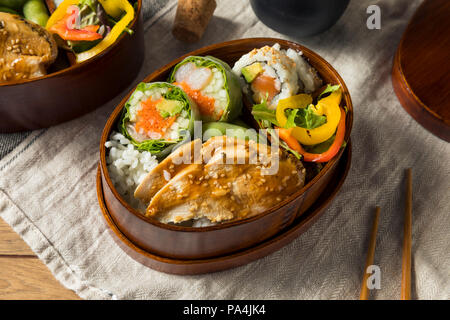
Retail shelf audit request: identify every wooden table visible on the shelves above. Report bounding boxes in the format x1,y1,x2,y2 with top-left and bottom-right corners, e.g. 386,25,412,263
0,217,80,300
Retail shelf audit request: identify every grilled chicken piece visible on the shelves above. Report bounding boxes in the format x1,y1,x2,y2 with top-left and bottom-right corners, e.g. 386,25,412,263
134,136,256,203
134,139,203,204
135,137,306,224
0,13,58,83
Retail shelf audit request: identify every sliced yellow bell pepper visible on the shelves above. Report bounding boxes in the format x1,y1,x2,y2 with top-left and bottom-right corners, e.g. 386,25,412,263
46,0,79,29
46,0,135,63
98,0,124,19
276,89,342,146
77,0,134,63
276,94,313,120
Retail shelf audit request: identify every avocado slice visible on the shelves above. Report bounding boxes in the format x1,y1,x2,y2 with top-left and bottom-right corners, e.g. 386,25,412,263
156,99,184,118
241,63,263,83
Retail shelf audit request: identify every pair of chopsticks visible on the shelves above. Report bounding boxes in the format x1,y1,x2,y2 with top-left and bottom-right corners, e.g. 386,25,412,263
359,168,412,300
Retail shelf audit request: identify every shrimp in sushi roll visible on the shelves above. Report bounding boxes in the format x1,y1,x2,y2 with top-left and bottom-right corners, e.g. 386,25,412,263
169,56,243,122
119,82,200,158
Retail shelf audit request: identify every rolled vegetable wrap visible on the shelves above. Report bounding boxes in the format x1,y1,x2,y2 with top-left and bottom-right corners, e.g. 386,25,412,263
168,55,243,122
119,82,200,158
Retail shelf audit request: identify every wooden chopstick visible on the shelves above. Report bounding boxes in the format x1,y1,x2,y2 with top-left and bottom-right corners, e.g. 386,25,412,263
359,206,380,300
401,168,413,300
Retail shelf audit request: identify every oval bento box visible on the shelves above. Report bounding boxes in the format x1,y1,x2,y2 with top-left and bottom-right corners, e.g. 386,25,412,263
0,0,144,133
99,38,353,260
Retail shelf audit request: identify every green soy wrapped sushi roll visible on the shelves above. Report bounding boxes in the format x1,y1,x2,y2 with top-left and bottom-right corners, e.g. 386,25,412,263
119,82,200,158
168,56,243,122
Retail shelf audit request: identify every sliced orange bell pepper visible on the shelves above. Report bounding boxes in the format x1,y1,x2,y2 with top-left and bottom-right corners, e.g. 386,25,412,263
49,18,102,41
300,107,346,162
275,127,303,153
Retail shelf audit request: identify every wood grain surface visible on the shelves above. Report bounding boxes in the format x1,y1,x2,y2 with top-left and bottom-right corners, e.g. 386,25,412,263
392,0,450,142
0,218,80,300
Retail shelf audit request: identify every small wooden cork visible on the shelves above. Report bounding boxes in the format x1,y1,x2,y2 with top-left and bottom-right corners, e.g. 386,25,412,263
172,0,217,43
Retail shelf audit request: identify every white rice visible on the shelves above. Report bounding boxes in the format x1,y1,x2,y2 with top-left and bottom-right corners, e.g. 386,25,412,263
285,48,322,93
105,131,159,211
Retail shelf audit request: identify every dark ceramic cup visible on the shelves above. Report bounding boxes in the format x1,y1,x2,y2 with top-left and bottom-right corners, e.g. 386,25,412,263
250,0,350,37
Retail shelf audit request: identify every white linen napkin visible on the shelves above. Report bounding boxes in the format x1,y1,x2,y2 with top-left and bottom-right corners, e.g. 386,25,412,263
1,0,449,299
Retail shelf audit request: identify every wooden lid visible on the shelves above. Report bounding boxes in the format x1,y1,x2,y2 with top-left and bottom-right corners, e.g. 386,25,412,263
392,0,450,142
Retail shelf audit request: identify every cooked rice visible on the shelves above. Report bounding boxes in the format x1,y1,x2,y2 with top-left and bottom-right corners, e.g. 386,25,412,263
285,48,322,93
105,131,159,211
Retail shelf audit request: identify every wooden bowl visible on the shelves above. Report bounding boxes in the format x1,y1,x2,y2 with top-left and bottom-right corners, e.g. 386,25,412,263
99,38,353,260
97,141,351,274
392,0,450,142
0,0,144,133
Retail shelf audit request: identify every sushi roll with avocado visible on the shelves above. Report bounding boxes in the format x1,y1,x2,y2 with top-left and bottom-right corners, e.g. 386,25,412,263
232,43,322,109
119,82,200,158
168,56,242,122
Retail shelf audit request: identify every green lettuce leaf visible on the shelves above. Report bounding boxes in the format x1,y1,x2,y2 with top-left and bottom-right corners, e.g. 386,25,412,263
284,105,327,130
251,100,279,128
317,84,340,100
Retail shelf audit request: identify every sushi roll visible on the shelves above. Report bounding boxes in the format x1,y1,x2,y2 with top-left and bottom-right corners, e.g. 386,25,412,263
284,48,322,94
119,82,200,158
168,56,243,122
232,43,321,109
